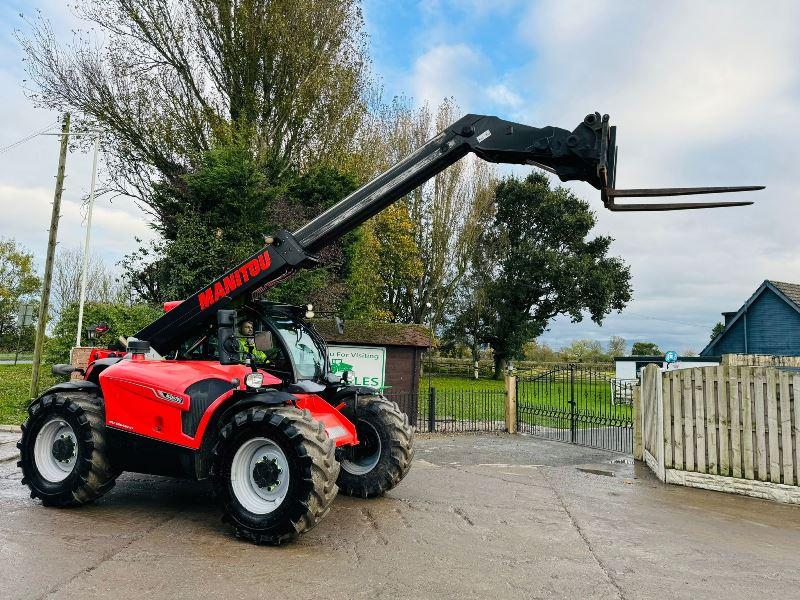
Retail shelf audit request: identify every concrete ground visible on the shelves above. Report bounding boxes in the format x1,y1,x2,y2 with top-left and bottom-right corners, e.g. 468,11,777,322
2,430,800,600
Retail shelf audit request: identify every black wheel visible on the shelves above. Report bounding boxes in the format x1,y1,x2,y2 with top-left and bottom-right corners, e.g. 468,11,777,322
18,391,117,507
212,406,339,545
336,395,414,498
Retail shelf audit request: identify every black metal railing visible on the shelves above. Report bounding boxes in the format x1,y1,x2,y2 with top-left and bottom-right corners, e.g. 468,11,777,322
384,388,506,434
516,365,635,453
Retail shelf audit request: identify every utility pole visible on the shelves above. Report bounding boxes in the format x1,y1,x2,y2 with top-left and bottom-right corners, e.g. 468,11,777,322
30,112,70,400
76,131,100,347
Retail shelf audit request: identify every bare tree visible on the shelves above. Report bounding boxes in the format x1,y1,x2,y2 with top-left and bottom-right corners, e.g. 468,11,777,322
19,0,371,213
52,248,123,318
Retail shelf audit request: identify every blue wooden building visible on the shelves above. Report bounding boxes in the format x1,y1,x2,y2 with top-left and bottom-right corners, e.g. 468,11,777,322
701,280,800,357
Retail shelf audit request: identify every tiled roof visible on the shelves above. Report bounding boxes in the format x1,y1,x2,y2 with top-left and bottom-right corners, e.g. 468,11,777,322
770,280,800,307
313,320,431,348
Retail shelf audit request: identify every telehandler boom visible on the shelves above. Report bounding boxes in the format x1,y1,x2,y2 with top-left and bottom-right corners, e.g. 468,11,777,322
135,112,761,354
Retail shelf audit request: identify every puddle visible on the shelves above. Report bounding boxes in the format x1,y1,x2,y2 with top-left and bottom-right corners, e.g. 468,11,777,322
577,468,615,477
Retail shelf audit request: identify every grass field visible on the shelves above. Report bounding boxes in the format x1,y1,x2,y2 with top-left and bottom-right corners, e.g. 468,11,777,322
417,374,505,393
403,373,632,429
0,352,33,362
0,364,55,425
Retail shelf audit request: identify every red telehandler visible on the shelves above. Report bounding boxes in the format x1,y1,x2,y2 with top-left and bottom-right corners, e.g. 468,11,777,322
18,112,762,544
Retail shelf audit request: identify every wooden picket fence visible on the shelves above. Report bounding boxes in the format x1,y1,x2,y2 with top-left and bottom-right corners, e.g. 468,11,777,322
638,364,800,503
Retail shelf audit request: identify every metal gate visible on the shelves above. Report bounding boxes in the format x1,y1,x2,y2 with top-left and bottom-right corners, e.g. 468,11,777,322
516,365,634,453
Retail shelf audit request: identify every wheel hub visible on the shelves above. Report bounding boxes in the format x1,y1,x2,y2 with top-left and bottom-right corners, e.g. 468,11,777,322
51,434,76,463
33,418,78,483
230,437,291,515
252,456,282,491
341,419,382,476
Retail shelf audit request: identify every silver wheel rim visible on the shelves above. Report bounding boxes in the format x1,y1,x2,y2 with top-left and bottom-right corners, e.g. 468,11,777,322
33,417,78,483
231,437,290,515
341,420,382,476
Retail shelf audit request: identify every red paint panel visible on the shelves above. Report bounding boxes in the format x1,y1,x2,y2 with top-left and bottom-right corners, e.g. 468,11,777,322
99,358,357,450
100,359,282,449
163,300,182,312
294,393,358,447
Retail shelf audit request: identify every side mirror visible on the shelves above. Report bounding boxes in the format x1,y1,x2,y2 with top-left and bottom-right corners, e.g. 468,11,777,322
217,309,239,365
52,364,77,377
335,316,345,335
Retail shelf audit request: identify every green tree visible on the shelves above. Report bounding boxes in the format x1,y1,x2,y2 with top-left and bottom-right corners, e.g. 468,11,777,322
479,173,631,378
24,0,380,317
560,339,610,363
121,145,358,307
631,342,661,356
0,239,41,350
522,340,560,362
607,335,628,357
45,302,162,364
710,321,725,342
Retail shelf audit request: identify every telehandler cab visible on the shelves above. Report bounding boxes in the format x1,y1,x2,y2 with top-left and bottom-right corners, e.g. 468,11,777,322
18,112,762,544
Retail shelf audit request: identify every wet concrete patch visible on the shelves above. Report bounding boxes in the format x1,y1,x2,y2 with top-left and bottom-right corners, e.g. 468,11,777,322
577,468,615,477
1,432,800,599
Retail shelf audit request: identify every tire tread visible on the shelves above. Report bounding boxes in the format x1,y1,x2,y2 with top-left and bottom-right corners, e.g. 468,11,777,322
20,391,117,507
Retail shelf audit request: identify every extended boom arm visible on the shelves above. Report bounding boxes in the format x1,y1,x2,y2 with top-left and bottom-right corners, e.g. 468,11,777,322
135,112,763,352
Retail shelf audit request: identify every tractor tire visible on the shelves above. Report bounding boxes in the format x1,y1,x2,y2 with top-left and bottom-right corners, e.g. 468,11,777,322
212,406,339,545
18,391,117,507
336,395,414,498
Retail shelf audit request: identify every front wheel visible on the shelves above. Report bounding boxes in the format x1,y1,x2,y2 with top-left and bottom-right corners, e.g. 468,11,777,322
18,392,117,507
212,407,339,545
336,396,414,498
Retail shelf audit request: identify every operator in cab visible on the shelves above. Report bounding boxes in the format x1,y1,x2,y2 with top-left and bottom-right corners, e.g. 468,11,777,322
238,320,268,364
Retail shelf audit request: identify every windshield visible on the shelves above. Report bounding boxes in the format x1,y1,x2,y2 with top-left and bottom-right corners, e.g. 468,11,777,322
272,317,325,379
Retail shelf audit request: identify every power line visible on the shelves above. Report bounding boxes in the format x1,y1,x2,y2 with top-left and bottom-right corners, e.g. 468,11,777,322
623,312,710,329
0,119,60,155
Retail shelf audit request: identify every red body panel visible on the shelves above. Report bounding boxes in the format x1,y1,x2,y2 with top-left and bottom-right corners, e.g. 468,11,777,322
97,357,357,450
295,393,357,445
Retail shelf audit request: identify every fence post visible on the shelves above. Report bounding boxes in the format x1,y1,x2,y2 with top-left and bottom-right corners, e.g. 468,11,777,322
632,385,643,461
569,364,577,444
505,371,517,433
428,387,436,433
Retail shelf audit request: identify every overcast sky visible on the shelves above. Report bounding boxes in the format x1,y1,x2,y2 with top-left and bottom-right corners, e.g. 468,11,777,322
1,0,798,354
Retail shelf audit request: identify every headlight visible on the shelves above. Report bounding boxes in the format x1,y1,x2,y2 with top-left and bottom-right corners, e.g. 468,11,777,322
245,372,264,389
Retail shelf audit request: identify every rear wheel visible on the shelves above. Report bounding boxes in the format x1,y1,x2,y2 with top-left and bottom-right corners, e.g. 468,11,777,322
212,406,339,545
18,391,117,507
337,396,414,498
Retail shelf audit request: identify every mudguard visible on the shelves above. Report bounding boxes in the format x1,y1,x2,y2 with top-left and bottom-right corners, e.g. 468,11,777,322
294,393,358,446
330,385,380,403
38,381,100,398
210,389,297,432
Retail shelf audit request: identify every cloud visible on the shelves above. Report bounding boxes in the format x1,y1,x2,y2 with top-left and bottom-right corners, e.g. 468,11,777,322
410,44,489,108
513,0,800,351
485,84,523,110
0,183,155,272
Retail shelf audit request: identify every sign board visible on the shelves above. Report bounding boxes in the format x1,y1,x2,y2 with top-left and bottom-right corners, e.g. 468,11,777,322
327,345,386,389
17,302,36,327
664,351,678,364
